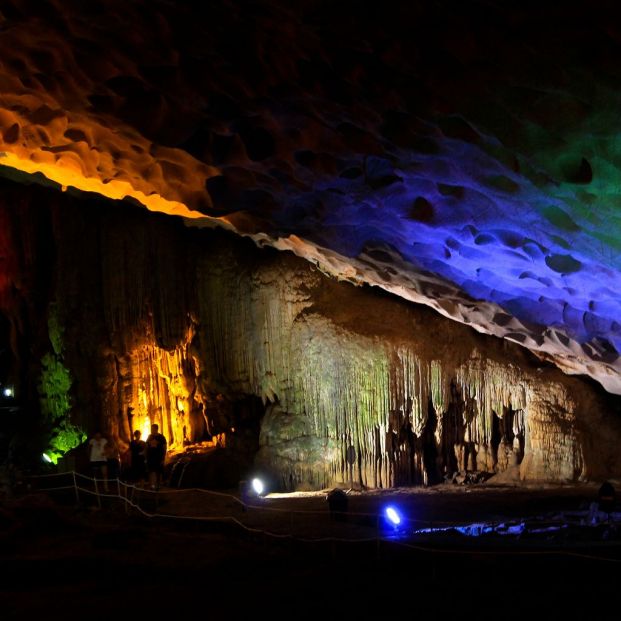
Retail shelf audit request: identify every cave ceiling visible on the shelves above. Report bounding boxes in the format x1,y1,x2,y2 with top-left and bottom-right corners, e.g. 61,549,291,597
2,0,621,392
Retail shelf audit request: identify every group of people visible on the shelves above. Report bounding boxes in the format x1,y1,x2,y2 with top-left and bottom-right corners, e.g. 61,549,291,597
88,424,167,491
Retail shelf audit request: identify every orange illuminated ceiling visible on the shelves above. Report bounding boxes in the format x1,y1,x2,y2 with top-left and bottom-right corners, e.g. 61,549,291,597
0,0,228,223
0,98,220,221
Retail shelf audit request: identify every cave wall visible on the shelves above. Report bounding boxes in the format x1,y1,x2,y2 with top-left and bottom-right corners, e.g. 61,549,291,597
198,242,621,489
1,177,621,487
0,179,203,459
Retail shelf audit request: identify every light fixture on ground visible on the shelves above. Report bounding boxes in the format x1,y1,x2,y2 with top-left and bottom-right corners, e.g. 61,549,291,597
42,453,52,463
3,386,13,397
251,477,265,496
384,505,402,527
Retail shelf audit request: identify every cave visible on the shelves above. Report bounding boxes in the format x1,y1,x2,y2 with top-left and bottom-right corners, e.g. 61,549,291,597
2,0,621,493
5,1,621,617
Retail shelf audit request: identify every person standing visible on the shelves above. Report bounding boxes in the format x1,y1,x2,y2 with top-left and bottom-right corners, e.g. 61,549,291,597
145,424,167,490
88,431,109,492
105,436,121,483
129,430,146,485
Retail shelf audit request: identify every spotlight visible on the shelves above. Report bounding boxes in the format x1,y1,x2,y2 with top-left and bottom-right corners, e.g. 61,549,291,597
3,386,13,398
384,505,402,526
42,453,52,463
251,477,265,496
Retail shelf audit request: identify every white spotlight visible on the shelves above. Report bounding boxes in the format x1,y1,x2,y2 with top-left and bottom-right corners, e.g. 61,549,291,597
42,453,52,463
3,387,13,398
251,477,265,496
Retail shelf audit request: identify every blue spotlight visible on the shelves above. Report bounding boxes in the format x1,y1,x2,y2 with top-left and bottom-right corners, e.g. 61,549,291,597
384,505,402,526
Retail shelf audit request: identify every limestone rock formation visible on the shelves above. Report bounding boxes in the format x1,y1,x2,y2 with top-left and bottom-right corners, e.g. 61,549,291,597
1,176,621,488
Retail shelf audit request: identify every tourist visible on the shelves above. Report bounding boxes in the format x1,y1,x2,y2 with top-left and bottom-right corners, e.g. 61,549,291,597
88,431,109,492
129,429,146,485
145,423,167,490
105,436,121,484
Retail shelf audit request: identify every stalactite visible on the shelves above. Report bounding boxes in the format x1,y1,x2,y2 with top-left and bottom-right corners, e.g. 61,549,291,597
430,360,450,419
117,331,198,451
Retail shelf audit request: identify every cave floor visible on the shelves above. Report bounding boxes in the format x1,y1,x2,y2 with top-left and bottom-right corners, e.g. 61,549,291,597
1,482,620,618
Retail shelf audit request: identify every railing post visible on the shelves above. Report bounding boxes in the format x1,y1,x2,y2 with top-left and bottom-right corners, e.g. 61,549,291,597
93,474,101,509
72,471,80,505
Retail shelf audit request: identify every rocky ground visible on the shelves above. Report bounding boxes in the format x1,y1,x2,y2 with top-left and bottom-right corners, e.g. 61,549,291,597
1,481,620,618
